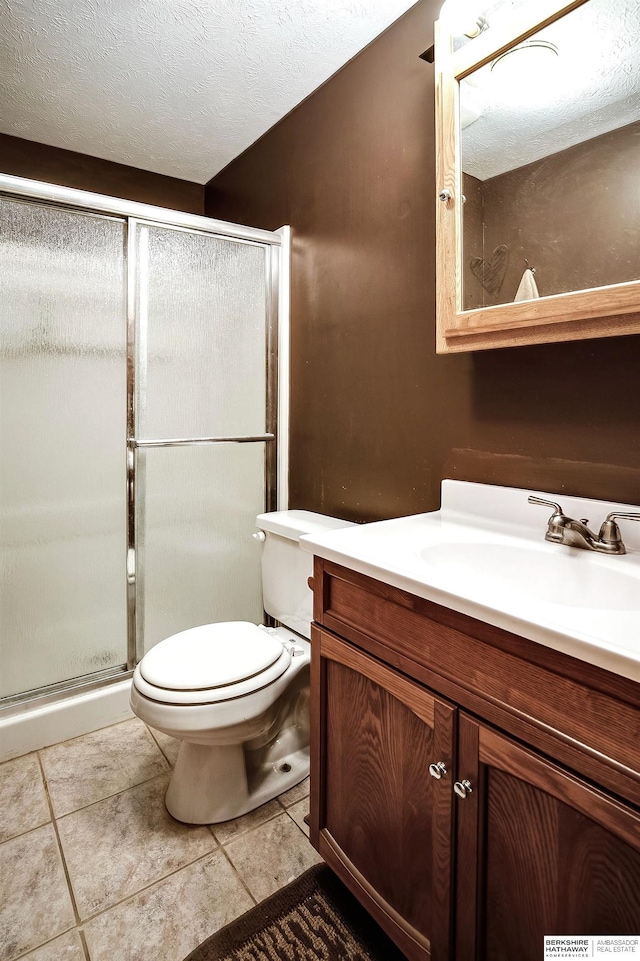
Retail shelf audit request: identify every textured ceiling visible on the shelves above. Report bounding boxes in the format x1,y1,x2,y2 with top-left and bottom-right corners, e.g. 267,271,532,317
0,0,418,184
461,0,640,180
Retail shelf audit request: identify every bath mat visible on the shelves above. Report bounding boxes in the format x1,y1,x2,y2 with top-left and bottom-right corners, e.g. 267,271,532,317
184,863,408,960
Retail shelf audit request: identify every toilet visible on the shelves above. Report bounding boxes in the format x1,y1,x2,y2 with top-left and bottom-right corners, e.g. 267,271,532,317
130,509,354,824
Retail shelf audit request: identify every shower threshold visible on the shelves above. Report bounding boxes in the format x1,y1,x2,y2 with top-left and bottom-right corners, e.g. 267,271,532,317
0,670,133,762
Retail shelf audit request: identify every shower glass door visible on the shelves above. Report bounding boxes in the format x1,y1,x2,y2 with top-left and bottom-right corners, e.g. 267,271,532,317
133,222,275,655
0,181,279,705
0,198,128,698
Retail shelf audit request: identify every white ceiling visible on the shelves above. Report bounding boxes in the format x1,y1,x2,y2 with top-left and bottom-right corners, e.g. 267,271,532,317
0,0,418,184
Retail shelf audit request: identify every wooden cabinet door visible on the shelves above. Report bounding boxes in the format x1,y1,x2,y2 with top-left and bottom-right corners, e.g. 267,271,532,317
310,626,456,961
456,715,640,961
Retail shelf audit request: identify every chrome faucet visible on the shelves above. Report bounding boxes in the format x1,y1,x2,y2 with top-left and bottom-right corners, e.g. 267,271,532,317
528,496,640,555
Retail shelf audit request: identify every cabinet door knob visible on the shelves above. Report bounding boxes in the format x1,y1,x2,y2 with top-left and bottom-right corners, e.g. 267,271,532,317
454,779,473,799
428,761,447,780
438,188,452,204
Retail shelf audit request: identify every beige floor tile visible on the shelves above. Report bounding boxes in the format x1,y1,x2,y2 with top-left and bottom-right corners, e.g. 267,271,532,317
225,812,321,902
83,850,253,961
0,753,50,843
0,824,76,961
278,775,310,808
20,929,86,961
41,718,169,817
147,727,181,766
57,774,217,920
212,798,282,846
287,796,310,837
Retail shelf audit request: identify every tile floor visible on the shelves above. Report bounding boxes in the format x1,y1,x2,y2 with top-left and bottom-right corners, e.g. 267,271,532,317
0,718,319,961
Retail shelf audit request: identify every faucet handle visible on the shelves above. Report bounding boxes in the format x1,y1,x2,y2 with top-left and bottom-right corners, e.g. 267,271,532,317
598,512,640,552
528,495,564,515
604,512,640,524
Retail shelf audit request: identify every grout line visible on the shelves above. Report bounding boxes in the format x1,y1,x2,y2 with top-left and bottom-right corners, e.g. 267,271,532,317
1,767,172,845
0,782,306,852
7,729,310,956
278,789,310,810
78,846,223,926
53,770,170,822
36,766,219,931
140,725,173,770
0,819,53,848
284,806,299,828
0,754,51,845
32,716,139,762
75,836,220,925
285,809,311,840
215,804,288,849
275,778,310,810
217,841,258,907
77,926,91,960
145,725,178,768
4,825,311,958
11,928,81,961
36,751,83,928
5,723,124,769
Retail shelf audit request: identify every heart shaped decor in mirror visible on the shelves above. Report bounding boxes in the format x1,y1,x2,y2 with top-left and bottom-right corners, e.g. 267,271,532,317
470,244,509,295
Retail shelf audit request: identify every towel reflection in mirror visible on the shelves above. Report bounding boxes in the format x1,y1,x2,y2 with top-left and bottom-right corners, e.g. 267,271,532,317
514,265,539,302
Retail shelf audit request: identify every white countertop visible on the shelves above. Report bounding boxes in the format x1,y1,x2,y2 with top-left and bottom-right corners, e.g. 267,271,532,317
300,481,640,683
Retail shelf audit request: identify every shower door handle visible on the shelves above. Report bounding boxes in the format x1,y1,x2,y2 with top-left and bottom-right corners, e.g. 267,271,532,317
130,434,275,448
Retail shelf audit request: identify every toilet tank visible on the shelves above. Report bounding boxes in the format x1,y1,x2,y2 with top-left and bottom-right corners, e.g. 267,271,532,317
255,510,355,639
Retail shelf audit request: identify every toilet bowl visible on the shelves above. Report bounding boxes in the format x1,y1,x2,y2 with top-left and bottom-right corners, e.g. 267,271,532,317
130,510,354,824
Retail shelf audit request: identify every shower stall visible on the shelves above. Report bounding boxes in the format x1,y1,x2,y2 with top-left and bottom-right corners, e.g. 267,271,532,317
0,175,288,758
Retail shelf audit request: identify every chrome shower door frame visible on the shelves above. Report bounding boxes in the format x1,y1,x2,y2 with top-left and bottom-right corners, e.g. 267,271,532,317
0,175,285,708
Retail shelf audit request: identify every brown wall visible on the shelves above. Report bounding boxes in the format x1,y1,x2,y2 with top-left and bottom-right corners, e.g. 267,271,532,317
465,121,640,309
0,134,204,214
205,0,640,520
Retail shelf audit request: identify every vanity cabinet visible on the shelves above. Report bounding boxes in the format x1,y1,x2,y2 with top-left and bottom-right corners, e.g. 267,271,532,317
456,718,640,960
309,559,640,961
314,628,454,959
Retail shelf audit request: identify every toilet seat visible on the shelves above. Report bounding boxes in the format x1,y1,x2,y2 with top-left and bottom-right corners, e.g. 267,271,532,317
134,621,292,706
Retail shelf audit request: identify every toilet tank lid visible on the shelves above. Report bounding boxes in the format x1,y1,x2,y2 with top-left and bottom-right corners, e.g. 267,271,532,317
256,509,355,540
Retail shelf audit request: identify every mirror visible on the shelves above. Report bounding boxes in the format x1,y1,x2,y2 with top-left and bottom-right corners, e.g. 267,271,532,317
434,0,640,352
460,0,640,310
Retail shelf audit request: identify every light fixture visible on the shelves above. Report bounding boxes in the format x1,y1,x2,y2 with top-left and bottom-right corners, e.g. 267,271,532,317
489,40,560,105
439,0,488,39
460,84,483,128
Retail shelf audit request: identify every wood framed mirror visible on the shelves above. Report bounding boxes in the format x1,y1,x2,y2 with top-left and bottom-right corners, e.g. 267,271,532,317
434,0,640,352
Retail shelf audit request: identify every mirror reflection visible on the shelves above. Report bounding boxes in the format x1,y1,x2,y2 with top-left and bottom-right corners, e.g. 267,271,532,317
460,0,640,310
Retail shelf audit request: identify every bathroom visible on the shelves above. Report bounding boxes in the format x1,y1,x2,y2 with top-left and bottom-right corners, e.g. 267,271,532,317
1,0,640,959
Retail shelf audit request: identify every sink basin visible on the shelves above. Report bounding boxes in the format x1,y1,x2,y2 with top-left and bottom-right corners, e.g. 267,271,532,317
300,480,640,682
419,542,640,612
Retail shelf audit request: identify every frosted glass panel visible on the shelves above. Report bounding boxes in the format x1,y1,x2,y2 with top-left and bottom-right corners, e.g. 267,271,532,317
137,226,268,439
0,199,127,698
138,444,266,654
